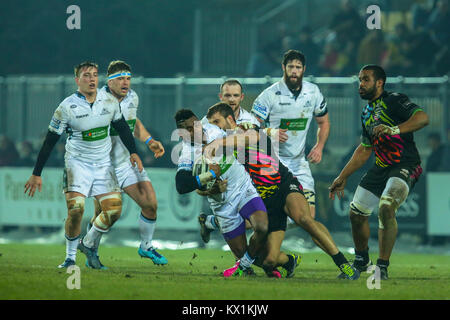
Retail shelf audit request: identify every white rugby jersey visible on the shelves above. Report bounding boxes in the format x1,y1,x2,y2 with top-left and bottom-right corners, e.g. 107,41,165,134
100,86,139,167
251,79,327,161
48,89,122,165
177,122,251,205
200,107,260,127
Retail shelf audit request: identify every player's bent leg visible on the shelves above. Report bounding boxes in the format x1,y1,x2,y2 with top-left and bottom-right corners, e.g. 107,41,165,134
285,192,338,255
222,223,251,277
377,177,409,279
262,231,287,278
125,181,167,265
124,181,157,219
79,192,122,269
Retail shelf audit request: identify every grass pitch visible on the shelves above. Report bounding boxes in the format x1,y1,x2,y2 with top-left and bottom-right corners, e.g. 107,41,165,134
0,243,449,300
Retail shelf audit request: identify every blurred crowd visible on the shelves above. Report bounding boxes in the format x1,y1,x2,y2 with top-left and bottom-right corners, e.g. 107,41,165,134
247,0,450,77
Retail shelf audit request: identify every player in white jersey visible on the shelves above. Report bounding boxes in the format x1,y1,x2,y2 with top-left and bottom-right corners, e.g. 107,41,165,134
251,50,330,221
85,61,167,268
200,79,260,128
198,80,260,241
24,62,143,269
174,109,269,276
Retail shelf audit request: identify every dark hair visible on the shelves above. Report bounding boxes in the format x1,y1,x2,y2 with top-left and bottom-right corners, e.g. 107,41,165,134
361,64,387,87
220,79,243,93
282,49,306,66
74,61,98,77
107,60,131,76
206,102,235,122
428,132,441,142
174,109,197,127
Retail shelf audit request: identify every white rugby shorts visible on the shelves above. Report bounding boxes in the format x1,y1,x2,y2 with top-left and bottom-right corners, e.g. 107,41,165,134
63,158,120,197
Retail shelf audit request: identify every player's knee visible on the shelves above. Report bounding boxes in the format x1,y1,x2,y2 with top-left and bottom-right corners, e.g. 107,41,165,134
141,200,157,218
379,196,398,218
67,196,85,221
95,194,122,231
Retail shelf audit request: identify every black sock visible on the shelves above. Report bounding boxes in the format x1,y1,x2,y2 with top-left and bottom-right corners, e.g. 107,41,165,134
377,258,389,268
331,252,348,267
354,247,370,265
282,254,294,269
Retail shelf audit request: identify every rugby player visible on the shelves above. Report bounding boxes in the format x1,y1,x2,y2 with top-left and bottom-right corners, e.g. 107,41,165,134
24,62,143,269
198,80,265,242
174,109,268,277
329,65,429,280
85,60,167,268
205,103,360,280
251,50,330,221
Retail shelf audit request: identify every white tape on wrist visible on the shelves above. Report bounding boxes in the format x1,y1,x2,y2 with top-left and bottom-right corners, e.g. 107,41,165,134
391,126,400,135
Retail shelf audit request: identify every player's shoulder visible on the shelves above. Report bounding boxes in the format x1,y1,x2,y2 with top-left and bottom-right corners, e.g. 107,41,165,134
58,93,82,109
128,88,139,102
302,80,322,95
383,91,410,104
203,123,225,143
258,81,284,98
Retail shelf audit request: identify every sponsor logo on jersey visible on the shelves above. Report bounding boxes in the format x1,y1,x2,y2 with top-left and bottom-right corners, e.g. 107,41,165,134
279,102,291,106
50,117,61,129
253,103,267,117
100,108,111,115
127,102,137,109
76,114,89,119
70,104,77,109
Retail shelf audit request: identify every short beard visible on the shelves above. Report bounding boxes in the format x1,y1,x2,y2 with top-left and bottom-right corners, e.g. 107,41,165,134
284,73,302,90
359,86,377,100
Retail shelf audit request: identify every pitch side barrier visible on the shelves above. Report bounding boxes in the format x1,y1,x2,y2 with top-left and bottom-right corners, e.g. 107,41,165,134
1,168,449,237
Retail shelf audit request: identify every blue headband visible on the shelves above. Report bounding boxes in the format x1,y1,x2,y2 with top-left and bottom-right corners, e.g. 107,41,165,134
108,72,131,80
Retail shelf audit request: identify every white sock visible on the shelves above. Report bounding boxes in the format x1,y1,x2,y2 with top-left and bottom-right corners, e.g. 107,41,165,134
239,251,255,270
65,234,79,261
205,215,218,230
139,213,156,250
86,222,102,252
83,225,105,249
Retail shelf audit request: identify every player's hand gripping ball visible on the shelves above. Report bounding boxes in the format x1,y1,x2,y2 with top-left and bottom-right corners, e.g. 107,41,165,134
192,155,217,191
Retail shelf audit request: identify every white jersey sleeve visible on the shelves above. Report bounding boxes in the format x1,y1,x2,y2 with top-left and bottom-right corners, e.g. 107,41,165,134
251,89,274,121
48,104,70,135
177,142,194,172
313,86,328,117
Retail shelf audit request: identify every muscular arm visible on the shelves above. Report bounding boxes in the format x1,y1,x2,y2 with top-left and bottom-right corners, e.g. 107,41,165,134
373,109,429,138
338,144,373,179
397,110,429,134
134,117,165,158
134,117,151,142
308,113,330,163
329,144,372,200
